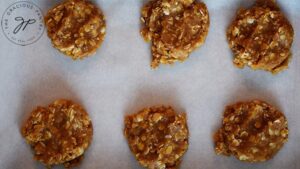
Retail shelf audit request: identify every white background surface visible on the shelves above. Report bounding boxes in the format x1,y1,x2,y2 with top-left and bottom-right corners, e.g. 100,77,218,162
0,0,299,169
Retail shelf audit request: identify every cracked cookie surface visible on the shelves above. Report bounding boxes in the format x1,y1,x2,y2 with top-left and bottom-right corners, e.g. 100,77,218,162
227,0,294,74
124,106,189,169
21,99,93,168
141,0,209,68
45,0,106,59
214,100,288,162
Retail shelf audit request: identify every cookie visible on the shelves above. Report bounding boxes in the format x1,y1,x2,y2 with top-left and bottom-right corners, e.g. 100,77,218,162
45,0,106,59
124,106,189,168
227,0,294,74
141,0,209,68
21,99,93,168
214,100,288,162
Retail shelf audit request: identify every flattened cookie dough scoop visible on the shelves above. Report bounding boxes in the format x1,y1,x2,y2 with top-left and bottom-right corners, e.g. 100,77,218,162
21,99,93,168
45,0,106,59
141,0,210,68
214,100,288,162
124,106,189,169
227,0,294,74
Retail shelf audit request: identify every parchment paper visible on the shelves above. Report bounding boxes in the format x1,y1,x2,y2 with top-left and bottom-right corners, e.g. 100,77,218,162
0,0,299,169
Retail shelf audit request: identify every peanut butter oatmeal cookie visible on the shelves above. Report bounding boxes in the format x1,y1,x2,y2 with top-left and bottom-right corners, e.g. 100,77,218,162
21,99,93,168
124,106,189,168
45,0,106,59
227,0,294,74
214,100,288,162
141,0,209,68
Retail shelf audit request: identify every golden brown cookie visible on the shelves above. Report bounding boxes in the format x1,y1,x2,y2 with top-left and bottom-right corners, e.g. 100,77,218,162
45,0,106,59
21,99,93,168
227,0,294,74
124,106,189,168
141,0,210,68
214,100,288,162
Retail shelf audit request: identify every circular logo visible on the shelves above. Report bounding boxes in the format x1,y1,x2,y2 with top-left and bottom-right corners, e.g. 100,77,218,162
1,1,44,46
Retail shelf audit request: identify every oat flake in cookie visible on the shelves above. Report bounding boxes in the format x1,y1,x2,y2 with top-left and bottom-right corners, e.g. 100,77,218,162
214,100,288,162
141,0,210,68
45,0,106,59
124,106,189,169
21,99,93,168
227,0,294,74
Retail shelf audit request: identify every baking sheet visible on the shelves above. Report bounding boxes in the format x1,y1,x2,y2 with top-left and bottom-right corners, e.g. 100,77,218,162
0,0,299,169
